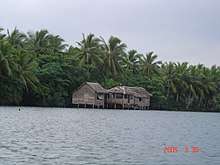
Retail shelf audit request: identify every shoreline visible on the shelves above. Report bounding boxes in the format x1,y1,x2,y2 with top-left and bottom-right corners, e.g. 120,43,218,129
0,106,219,113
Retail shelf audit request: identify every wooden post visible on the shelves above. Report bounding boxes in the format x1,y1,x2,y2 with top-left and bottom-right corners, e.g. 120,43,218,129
133,96,135,110
122,94,124,109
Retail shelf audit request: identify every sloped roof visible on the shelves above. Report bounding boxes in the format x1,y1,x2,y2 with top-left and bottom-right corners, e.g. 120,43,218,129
129,87,152,97
108,86,152,97
108,86,136,95
86,82,108,93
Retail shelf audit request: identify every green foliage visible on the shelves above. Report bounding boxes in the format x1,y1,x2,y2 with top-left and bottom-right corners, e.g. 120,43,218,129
101,36,127,77
0,26,220,111
140,51,161,77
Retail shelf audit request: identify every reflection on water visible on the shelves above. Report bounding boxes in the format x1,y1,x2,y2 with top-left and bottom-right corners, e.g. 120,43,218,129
0,107,220,165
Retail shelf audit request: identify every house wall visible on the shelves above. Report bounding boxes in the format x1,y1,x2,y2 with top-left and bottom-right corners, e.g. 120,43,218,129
72,83,151,109
134,97,150,107
108,93,139,107
107,94,150,108
72,84,105,106
107,95,150,109
94,93,105,106
72,84,96,105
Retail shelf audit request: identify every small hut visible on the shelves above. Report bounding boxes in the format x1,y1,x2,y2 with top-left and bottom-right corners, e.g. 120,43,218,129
107,86,152,110
129,87,152,109
72,82,108,108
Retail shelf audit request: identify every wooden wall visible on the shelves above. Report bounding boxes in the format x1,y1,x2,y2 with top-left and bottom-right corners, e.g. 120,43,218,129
72,84,105,106
72,84,150,109
72,84,95,105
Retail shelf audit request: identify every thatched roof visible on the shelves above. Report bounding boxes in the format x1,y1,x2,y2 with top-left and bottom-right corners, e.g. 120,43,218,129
108,86,135,95
85,82,108,93
108,86,152,98
129,87,152,97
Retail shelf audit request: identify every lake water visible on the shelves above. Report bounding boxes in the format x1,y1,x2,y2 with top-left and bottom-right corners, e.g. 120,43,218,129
0,107,220,165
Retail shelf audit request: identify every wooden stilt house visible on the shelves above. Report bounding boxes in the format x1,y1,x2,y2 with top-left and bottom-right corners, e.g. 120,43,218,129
72,82,152,110
107,86,152,110
72,82,108,108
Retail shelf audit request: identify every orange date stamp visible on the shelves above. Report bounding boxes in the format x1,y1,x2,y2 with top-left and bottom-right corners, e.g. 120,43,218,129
164,145,201,153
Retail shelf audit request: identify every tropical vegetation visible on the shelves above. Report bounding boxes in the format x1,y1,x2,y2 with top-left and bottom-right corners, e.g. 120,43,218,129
0,27,220,111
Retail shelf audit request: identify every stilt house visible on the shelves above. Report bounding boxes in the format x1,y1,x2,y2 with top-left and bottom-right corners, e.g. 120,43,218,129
72,82,108,108
72,82,152,110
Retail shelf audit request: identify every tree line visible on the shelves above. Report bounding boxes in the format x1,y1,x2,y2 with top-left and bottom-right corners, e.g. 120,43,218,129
0,27,220,111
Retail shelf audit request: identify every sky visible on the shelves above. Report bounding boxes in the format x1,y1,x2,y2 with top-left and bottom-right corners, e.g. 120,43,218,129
1,0,220,66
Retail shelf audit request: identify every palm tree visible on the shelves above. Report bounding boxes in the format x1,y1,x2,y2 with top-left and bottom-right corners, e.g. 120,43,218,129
123,49,142,73
161,62,178,98
26,29,51,55
7,28,26,49
47,34,67,54
140,51,161,77
161,62,218,110
14,51,39,91
0,27,6,39
197,66,219,109
0,39,14,77
172,62,190,102
161,62,201,109
76,33,103,66
100,36,127,77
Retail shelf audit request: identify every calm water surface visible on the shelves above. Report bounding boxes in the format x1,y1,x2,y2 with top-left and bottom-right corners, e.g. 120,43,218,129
0,107,220,165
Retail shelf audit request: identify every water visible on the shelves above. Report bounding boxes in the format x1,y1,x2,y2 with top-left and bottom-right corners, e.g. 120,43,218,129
0,107,220,165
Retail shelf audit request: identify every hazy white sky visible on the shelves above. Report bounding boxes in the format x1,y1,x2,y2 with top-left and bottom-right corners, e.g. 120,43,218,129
1,0,220,66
